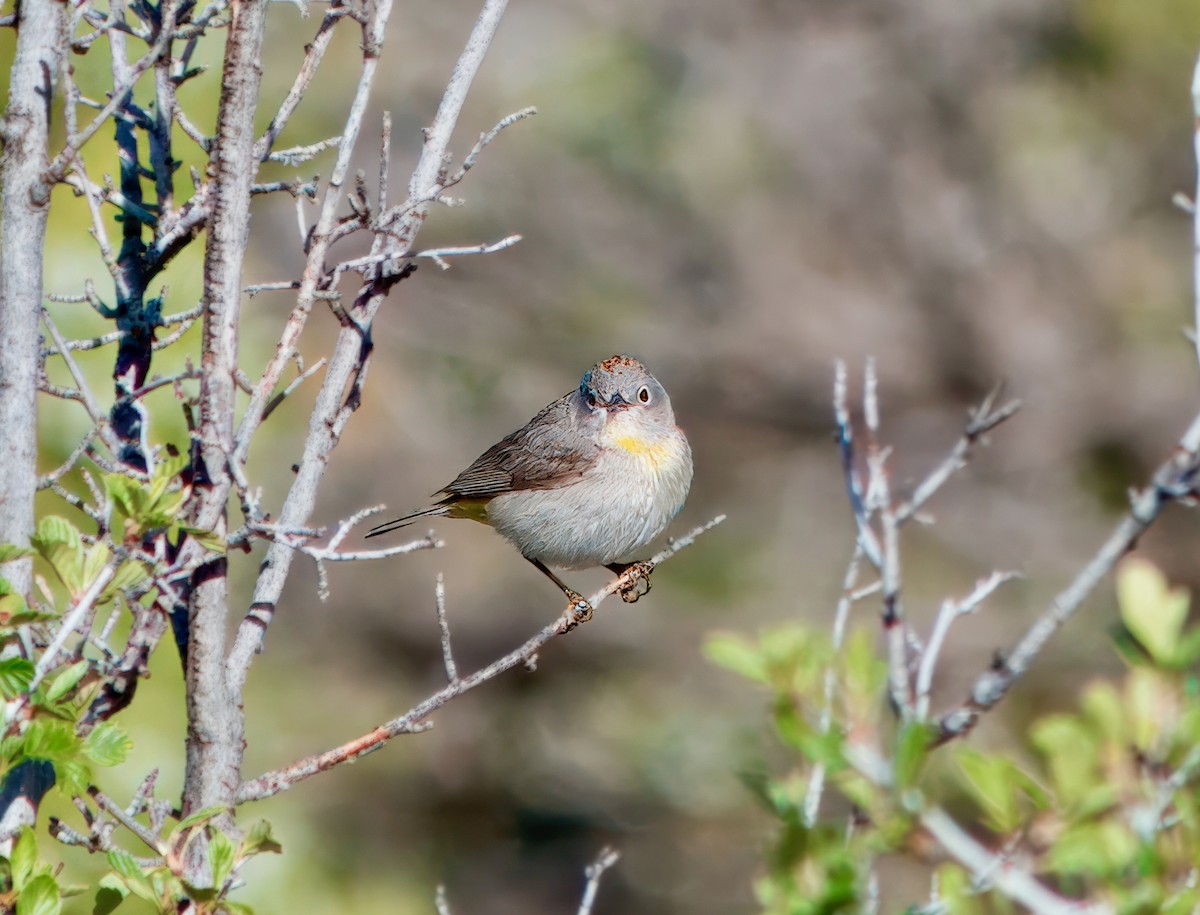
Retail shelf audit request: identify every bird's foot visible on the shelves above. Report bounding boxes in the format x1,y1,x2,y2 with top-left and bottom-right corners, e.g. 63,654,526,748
558,590,594,633
608,561,655,604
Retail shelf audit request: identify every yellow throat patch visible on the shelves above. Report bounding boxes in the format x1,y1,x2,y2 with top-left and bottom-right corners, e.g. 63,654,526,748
610,433,674,469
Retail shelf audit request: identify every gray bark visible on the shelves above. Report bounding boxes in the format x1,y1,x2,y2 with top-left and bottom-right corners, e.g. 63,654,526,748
0,0,69,597
183,0,269,826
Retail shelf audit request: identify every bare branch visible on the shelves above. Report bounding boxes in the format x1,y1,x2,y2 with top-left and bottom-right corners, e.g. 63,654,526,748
833,360,882,566
435,885,452,915
41,310,124,458
937,410,1200,743
30,563,116,689
260,357,327,423
914,571,1018,721
577,847,621,915
253,5,352,161
45,0,179,182
182,0,271,837
335,234,523,275
227,0,514,699
894,386,1021,525
234,517,723,803
805,547,864,826
89,788,166,857
435,573,457,684
919,807,1109,915
37,430,99,490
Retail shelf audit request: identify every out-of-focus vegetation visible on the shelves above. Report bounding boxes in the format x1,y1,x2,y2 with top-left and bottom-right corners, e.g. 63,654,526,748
7,0,1200,911
709,559,1200,912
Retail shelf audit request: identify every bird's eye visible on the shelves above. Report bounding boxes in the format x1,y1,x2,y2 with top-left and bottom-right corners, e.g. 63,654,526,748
637,385,651,404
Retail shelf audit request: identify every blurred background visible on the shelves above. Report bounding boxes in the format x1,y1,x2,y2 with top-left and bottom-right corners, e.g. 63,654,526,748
24,0,1200,910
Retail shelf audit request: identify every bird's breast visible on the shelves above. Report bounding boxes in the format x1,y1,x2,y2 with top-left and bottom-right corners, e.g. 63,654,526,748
486,427,692,569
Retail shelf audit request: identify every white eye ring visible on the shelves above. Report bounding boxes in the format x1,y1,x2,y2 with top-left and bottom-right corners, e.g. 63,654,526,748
637,385,651,404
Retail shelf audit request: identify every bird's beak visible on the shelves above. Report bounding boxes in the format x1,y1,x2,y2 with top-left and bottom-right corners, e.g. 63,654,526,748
603,392,628,409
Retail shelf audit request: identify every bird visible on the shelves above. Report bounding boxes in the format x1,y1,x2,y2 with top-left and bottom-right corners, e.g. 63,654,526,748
366,355,693,619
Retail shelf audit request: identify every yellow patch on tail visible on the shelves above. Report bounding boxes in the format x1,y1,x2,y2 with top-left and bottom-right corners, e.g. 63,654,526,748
447,498,491,523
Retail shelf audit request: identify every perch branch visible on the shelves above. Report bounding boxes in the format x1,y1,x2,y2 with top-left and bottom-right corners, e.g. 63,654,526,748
234,517,722,803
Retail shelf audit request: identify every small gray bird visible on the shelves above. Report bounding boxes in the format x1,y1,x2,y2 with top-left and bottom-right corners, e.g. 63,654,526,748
367,355,693,616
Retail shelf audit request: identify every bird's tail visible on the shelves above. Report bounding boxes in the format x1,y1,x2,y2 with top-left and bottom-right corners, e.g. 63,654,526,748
365,505,450,539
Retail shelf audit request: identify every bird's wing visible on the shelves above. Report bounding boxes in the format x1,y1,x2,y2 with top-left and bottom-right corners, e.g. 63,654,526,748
437,394,598,503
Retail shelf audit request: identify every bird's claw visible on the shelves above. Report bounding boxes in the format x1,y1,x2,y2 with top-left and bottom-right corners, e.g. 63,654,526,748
558,591,593,633
615,561,654,604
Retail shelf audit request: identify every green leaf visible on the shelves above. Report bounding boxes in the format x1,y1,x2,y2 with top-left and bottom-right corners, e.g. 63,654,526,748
55,758,91,798
894,721,934,791
103,476,148,526
1174,627,1200,666
704,633,768,684
1117,558,1190,666
31,517,85,595
105,850,142,882
0,545,33,563
105,851,156,905
106,559,150,597
22,719,78,760
83,722,132,768
243,820,282,856
16,873,61,915
1044,820,1138,876
1030,715,1098,809
209,831,236,888
154,451,190,485
10,826,37,890
934,864,983,915
177,526,225,554
840,625,888,713
0,603,58,628
0,657,35,698
45,660,89,703
1080,680,1125,745
92,879,127,915
174,805,228,833
0,592,31,625
956,748,1031,834
80,545,112,595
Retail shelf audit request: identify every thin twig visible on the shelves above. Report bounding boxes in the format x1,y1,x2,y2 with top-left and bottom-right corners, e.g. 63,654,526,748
434,885,452,915
858,361,911,718
40,309,123,456
804,547,864,826
914,571,1017,721
937,410,1200,743
334,234,522,275
894,386,1021,525
920,807,1109,915
260,357,327,423
227,0,517,697
30,564,116,689
37,429,99,490
45,0,180,182
833,360,882,566
89,788,166,856
434,573,457,683
577,847,620,915
234,517,723,803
